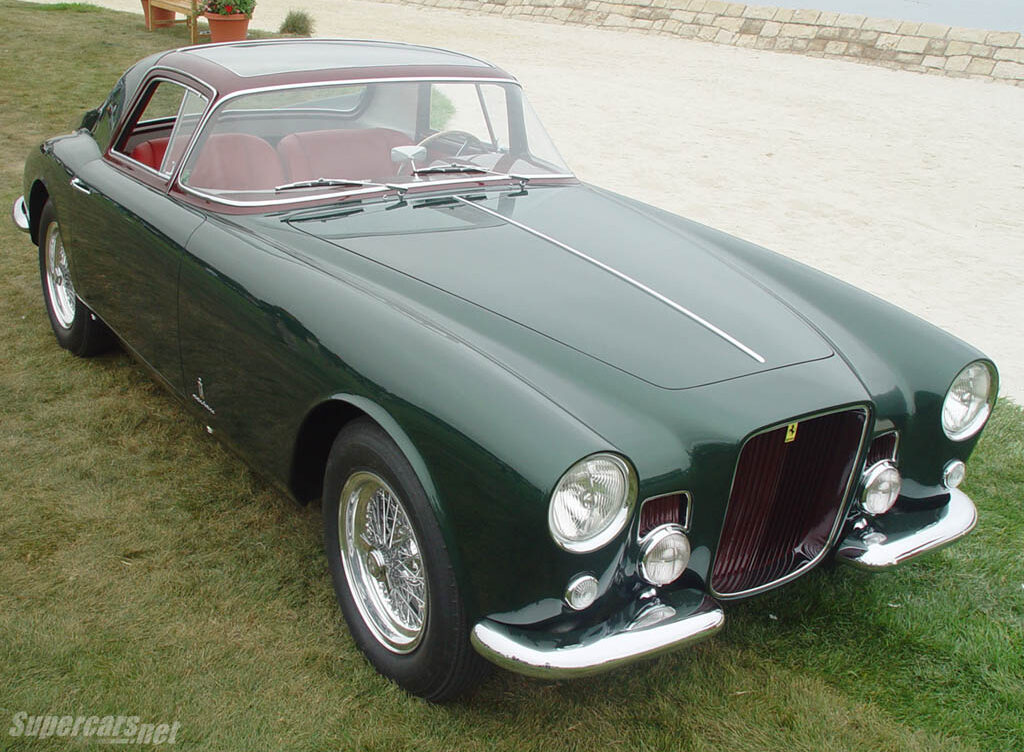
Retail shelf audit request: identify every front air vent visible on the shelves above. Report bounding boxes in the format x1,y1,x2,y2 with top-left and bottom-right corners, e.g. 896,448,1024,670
866,431,899,466
638,492,690,538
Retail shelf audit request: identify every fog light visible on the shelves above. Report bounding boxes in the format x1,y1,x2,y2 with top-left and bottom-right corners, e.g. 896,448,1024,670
861,461,901,515
564,574,599,611
639,524,690,586
943,459,966,489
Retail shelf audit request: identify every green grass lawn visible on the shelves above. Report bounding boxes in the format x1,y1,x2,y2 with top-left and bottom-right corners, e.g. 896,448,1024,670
1,2,1022,749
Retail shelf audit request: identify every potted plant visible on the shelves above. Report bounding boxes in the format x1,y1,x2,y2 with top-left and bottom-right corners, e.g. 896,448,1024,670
203,0,255,43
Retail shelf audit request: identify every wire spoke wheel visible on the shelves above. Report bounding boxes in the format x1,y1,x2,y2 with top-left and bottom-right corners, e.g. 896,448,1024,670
339,471,428,653
44,220,76,329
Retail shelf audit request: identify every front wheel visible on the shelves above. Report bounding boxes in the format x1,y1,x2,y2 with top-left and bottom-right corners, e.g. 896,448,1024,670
322,418,487,701
38,199,113,357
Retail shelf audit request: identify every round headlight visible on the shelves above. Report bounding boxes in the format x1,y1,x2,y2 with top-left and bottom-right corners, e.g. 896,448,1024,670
548,453,637,552
943,459,966,489
639,525,691,586
942,361,995,441
861,461,902,516
564,574,599,611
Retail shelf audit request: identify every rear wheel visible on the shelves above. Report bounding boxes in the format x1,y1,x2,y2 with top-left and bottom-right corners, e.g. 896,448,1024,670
322,418,487,701
38,199,113,356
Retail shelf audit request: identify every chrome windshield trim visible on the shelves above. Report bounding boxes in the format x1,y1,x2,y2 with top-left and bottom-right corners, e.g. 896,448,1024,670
179,174,577,208
173,76,560,207
455,196,767,364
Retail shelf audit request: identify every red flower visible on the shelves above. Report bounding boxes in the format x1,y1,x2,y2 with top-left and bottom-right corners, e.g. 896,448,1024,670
225,4,233,11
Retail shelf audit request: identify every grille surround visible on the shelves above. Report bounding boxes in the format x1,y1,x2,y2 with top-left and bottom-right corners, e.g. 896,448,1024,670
710,406,870,599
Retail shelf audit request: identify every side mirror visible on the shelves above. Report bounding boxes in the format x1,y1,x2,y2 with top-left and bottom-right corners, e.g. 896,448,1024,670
391,145,427,164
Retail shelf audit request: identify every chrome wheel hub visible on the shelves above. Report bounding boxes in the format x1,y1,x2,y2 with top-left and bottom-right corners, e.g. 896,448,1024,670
44,220,76,329
339,471,427,653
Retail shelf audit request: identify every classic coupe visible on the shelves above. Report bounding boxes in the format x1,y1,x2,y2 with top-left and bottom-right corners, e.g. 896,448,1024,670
14,39,997,701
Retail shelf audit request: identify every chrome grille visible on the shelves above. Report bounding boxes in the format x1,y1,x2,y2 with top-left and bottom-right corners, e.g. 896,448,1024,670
710,408,869,597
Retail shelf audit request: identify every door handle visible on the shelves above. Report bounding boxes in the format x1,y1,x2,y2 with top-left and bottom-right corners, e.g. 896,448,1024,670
69,177,92,195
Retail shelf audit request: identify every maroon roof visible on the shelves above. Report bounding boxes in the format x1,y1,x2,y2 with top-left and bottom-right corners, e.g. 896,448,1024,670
154,39,514,96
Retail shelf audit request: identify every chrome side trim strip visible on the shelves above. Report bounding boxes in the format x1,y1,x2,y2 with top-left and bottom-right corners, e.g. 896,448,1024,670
11,196,30,232
455,196,766,364
836,487,977,569
471,595,724,678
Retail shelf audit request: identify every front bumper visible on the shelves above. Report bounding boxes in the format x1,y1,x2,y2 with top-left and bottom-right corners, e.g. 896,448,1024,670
471,589,724,679
12,196,30,233
473,490,977,679
836,487,977,569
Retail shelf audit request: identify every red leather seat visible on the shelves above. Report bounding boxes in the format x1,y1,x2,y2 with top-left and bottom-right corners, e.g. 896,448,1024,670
277,128,411,182
187,133,284,191
130,137,170,171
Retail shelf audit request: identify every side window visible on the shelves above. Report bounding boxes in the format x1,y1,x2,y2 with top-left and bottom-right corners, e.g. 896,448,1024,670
113,80,208,175
162,90,208,174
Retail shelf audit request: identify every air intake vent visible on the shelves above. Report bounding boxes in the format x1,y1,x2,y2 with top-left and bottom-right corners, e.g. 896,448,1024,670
638,493,690,538
710,408,868,597
866,431,898,467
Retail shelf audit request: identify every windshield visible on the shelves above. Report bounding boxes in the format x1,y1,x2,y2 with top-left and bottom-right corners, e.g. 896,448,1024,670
178,80,572,204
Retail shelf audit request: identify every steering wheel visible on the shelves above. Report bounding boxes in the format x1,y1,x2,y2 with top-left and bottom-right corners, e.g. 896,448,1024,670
416,129,485,158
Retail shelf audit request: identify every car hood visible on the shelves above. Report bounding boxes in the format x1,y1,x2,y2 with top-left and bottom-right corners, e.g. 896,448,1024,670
290,184,833,389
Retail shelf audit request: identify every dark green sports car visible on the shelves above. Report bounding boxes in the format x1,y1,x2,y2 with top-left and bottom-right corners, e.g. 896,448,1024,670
13,39,997,701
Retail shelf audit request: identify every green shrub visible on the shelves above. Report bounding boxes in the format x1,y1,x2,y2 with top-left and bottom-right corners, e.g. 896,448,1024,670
279,9,314,36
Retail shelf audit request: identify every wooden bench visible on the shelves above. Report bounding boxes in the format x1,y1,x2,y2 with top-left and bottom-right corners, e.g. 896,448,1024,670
146,0,200,45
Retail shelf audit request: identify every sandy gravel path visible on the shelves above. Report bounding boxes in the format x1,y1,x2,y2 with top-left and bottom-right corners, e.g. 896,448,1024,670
37,0,1024,403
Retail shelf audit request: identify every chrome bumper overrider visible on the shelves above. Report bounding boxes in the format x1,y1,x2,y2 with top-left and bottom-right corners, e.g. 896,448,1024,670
836,487,978,569
11,196,30,233
471,593,724,678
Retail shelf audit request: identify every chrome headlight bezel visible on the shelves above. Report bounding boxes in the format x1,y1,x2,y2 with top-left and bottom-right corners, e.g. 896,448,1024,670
861,460,902,516
638,523,691,586
548,453,638,553
941,361,997,442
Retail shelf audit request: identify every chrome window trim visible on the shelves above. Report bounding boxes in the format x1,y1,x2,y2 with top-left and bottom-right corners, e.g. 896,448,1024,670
637,491,693,537
709,404,872,600
176,37,503,73
458,196,767,364
173,76,541,206
109,75,213,180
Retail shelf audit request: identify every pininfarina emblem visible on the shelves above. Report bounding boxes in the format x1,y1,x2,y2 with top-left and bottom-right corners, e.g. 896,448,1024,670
192,377,216,415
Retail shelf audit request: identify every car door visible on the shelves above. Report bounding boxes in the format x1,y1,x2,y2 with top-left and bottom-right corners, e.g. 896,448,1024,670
67,74,211,392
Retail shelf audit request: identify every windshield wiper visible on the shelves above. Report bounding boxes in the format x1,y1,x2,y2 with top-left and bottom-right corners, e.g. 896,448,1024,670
412,163,489,176
412,163,532,191
275,177,384,193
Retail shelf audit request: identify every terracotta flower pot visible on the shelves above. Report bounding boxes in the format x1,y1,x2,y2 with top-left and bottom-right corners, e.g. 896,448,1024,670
205,12,250,43
141,0,175,29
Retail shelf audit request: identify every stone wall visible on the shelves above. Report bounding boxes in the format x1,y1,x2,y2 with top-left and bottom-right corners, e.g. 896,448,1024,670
383,0,1024,84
